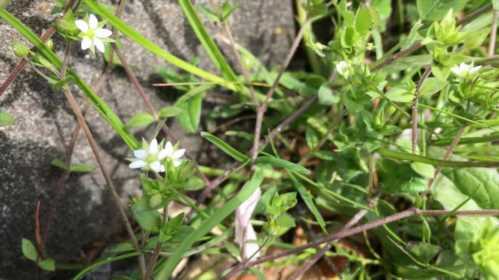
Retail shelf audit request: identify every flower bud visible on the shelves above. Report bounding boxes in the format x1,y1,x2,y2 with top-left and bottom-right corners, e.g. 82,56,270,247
12,42,30,58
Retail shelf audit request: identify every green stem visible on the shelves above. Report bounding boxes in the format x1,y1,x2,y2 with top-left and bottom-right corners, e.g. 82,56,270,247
378,147,499,167
83,0,237,92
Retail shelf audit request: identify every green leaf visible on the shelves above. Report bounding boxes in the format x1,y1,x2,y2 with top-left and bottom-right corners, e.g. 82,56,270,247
158,106,184,119
201,132,250,162
39,258,55,271
126,112,155,129
372,0,392,22
0,8,139,149
160,213,184,242
411,162,435,178
416,0,468,21
178,0,239,83
21,239,38,262
318,83,339,105
409,242,440,264
289,172,326,232
175,85,212,133
355,5,373,35
0,111,15,127
51,159,95,173
132,197,161,232
266,192,297,217
83,0,237,92
419,77,445,97
443,168,499,209
271,213,296,236
256,155,310,175
305,126,319,149
155,168,264,279
385,87,413,103
221,1,237,21
434,174,499,279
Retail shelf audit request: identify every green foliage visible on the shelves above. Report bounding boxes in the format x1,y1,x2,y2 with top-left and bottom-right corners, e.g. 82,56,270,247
126,112,155,129
201,132,250,162
51,159,95,173
21,239,55,271
0,110,15,127
3,0,499,279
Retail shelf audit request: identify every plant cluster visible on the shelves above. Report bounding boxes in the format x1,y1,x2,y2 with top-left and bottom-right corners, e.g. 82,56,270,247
1,0,499,279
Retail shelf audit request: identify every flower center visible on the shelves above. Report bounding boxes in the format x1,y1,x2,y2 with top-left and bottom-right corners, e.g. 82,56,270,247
146,154,158,163
85,28,95,39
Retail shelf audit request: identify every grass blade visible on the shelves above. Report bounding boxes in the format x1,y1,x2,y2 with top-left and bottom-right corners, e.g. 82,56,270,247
201,132,250,162
83,0,237,92
0,8,139,148
289,172,327,232
178,0,238,83
154,168,264,279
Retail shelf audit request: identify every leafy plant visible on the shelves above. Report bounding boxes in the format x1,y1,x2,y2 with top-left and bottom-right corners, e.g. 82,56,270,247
1,0,499,279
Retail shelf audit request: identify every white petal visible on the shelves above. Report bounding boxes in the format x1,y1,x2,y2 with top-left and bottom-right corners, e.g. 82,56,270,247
158,149,168,160
148,139,159,155
150,161,164,173
235,188,261,261
75,19,88,32
164,142,174,156
133,149,147,159
88,14,98,29
172,148,185,160
94,38,105,53
242,225,260,260
129,160,146,169
81,37,92,50
96,28,112,38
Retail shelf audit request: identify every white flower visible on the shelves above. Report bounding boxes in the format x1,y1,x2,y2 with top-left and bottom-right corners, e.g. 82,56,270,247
235,188,261,261
451,63,481,78
336,60,352,78
75,14,112,53
129,139,167,173
160,141,186,167
129,139,186,173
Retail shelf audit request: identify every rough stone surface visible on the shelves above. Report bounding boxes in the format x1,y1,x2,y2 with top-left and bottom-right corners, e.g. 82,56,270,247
0,0,294,279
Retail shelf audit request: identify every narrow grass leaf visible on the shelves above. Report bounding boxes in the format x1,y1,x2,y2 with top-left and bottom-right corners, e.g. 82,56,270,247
201,132,250,162
378,148,499,168
51,159,96,173
289,172,327,232
154,168,264,279
0,9,139,148
178,0,238,83
256,154,311,175
83,0,236,91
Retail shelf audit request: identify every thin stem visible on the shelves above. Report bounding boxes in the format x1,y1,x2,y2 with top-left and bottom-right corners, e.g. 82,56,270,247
378,146,499,167
62,85,147,279
489,9,498,57
113,46,158,118
288,209,369,280
223,208,499,278
250,17,315,160
411,65,432,154
426,127,467,192
57,41,146,277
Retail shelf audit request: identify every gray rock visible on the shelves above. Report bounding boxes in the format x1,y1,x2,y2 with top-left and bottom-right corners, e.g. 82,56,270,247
0,0,294,279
